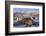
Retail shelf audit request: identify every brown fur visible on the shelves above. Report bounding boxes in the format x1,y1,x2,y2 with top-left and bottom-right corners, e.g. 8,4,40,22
19,18,33,26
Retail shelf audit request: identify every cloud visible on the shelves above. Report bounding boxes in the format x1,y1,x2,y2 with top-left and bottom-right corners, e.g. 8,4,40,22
13,8,39,13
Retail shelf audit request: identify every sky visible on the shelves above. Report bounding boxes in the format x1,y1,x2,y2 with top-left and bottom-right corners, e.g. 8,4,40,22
13,8,39,13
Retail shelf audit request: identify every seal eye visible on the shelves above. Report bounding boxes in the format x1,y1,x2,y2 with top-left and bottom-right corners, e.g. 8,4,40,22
33,17,35,19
